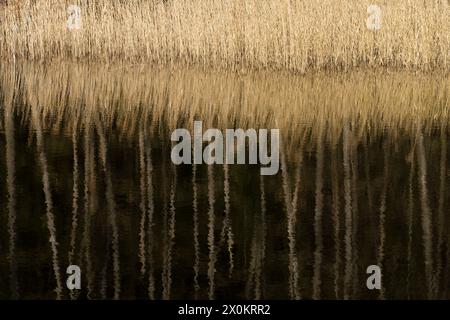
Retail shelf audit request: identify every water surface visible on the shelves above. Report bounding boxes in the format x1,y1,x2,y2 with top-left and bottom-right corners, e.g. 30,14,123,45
0,63,449,299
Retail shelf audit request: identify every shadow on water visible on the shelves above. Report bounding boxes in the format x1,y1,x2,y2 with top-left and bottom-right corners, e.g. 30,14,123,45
0,62,449,299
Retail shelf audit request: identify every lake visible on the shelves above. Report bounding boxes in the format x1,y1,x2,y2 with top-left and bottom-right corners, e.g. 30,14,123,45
0,62,448,299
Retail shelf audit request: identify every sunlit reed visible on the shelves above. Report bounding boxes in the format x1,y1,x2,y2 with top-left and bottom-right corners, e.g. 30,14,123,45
1,1,449,73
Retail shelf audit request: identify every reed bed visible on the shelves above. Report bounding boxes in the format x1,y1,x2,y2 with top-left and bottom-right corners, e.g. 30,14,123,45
0,0,449,73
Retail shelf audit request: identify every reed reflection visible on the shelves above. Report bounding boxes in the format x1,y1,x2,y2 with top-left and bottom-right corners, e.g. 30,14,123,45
0,62,448,300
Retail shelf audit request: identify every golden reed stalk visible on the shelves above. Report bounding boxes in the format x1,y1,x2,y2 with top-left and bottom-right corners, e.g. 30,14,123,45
0,0,449,73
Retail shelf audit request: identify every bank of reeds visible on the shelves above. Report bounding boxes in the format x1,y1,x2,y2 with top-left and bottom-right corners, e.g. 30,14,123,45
0,0,449,73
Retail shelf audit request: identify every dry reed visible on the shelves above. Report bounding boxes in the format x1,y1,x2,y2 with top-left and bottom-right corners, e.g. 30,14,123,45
0,0,449,73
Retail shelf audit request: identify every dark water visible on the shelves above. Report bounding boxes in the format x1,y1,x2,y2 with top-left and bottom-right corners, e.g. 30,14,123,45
0,64,449,300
